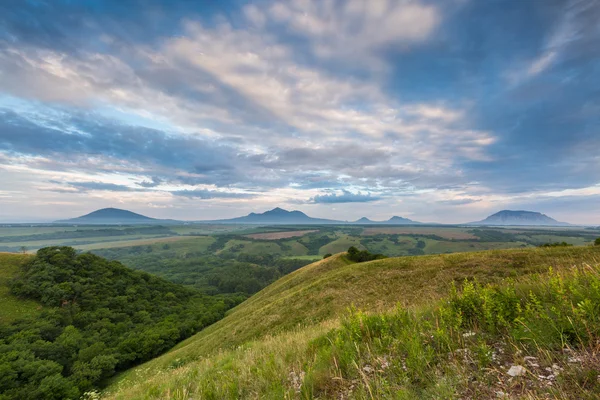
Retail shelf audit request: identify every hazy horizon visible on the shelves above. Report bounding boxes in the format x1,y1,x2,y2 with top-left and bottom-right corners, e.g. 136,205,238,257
1,0,599,225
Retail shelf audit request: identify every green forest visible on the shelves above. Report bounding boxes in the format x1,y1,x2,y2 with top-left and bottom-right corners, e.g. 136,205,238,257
0,247,239,400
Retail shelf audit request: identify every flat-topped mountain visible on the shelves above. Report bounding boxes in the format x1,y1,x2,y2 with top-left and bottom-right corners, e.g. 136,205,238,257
470,210,569,226
213,207,338,224
385,216,421,224
56,207,160,224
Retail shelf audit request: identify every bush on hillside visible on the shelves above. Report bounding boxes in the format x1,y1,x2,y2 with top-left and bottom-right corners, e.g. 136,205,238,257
346,246,386,263
595,238,600,246
323,253,332,259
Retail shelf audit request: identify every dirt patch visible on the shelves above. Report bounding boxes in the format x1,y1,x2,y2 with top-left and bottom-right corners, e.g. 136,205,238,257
363,227,477,240
244,230,318,240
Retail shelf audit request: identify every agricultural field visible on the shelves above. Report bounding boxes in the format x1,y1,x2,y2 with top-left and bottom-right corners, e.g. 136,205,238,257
0,223,599,300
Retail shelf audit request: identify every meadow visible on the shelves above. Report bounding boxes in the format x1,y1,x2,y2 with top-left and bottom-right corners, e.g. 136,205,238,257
104,245,600,399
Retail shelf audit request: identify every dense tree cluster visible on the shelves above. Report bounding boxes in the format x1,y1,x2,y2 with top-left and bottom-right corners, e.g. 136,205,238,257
0,247,233,399
345,246,386,263
93,247,309,296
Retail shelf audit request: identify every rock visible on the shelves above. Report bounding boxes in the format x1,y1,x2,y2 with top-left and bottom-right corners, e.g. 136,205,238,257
507,365,527,377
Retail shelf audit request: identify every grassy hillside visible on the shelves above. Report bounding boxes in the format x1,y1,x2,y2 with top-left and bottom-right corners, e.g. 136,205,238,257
0,253,39,324
105,245,600,398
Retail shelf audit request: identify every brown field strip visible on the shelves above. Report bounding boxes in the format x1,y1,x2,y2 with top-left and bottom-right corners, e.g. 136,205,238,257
362,227,477,240
244,230,318,240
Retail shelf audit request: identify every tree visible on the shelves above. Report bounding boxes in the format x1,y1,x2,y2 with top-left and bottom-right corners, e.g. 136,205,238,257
323,253,332,259
595,238,600,246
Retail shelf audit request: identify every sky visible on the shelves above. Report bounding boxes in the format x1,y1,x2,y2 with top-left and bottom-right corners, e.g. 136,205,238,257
0,0,599,224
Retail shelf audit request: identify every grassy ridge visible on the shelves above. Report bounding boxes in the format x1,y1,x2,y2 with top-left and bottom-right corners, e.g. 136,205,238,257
106,246,600,398
0,253,39,324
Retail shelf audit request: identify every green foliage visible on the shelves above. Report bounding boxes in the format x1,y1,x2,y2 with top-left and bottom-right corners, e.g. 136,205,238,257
595,238,600,246
346,246,386,262
300,232,336,255
93,243,310,296
539,241,573,247
0,247,231,399
323,253,332,259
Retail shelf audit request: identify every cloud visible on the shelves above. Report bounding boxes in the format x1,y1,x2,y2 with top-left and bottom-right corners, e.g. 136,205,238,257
0,0,599,223
436,198,482,206
67,181,139,192
171,189,255,199
267,0,440,70
0,108,245,187
311,190,381,204
138,176,163,188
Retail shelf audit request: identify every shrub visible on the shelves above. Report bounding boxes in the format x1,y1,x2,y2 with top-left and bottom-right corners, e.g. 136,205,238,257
346,246,386,263
539,241,573,247
323,253,332,259
595,238,600,246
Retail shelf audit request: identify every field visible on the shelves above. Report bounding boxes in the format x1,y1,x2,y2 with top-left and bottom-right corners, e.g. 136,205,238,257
104,245,600,399
363,226,477,239
243,229,318,240
0,253,39,324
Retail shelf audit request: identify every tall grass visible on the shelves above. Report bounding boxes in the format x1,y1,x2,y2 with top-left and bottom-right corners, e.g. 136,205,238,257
106,260,600,399
306,264,600,399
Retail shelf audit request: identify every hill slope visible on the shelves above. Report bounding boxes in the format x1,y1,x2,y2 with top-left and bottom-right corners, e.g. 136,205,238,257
106,245,600,398
470,210,569,226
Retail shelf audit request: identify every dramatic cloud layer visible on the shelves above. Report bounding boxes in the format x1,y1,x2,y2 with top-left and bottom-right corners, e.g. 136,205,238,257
0,0,598,223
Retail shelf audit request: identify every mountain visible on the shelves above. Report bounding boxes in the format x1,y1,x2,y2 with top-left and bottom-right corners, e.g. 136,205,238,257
384,216,421,225
55,207,163,225
212,207,339,224
353,217,376,224
469,210,569,226
352,216,421,225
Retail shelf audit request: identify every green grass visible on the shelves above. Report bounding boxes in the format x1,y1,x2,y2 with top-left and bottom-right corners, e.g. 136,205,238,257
282,255,323,261
362,236,417,256
0,253,40,324
105,245,600,398
423,239,530,254
319,234,363,255
218,239,284,256
74,235,195,251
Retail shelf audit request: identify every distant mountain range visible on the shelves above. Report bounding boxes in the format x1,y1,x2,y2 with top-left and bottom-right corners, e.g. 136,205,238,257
468,210,570,226
54,207,423,225
54,207,571,226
